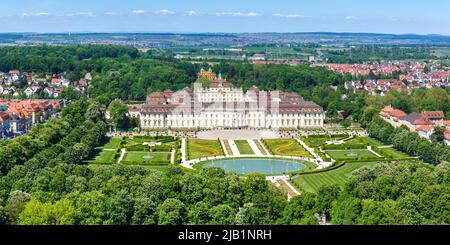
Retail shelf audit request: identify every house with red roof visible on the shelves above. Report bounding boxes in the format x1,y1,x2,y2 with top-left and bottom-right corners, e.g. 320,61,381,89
400,112,433,131
444,120,450,130
421,111,445,126
380,106,407,126
416,125,434,139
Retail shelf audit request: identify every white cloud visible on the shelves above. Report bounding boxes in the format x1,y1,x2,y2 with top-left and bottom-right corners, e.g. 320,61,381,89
131,10,145,14
75,12,95,17
56,12,95,17
215,12,260,17
22,12,49,17
185,10,197,16
155,9,175,15
345,16,360,20
273,13,308,19
104,12,119,16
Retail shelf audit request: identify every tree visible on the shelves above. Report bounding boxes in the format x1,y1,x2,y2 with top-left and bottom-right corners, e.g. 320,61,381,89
157,198,186,225
72,191,107,225
85,101,105,123
5,190,31,224
52,198,76,225
187,201,211,225
431,126,445,143
104,190,133,225
315,185,341,218
17,198,75,225
108,100,129,130
18,199,54,225
208,204,236,225
280,193,318,225
356,200,398,225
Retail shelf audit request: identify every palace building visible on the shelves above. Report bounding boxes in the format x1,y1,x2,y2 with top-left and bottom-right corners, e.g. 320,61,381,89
139,71,325,129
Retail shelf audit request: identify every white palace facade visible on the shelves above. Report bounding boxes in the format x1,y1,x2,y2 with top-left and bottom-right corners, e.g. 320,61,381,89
139,72,325,130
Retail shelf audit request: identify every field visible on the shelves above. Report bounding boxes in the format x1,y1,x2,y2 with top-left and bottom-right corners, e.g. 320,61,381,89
102,137,122,149
122,152,171,165
87,137,121,164
291,161,380,193
188,139,223,160
292,135,414,193
374,147,411,159
235,140,254,155
264,139,312,158
89,150,117,164
325,149,380,160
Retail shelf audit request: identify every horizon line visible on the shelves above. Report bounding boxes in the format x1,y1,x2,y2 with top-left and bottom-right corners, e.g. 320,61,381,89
0,31,449,37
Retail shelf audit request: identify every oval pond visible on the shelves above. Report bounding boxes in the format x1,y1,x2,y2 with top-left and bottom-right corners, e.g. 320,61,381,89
201,158,306,175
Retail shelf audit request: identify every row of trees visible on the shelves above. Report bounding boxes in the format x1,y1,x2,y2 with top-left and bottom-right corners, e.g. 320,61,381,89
331,161,450,225
361,108,450,164
0,161,344,225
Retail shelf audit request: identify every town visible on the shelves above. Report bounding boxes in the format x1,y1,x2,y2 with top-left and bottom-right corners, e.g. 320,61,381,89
380,106,450,145
313,61,450,95
0,0,450,233
0,98,65,138
0,70,90,98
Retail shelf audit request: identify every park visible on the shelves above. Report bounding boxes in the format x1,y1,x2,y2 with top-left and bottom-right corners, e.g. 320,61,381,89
87,127,415,197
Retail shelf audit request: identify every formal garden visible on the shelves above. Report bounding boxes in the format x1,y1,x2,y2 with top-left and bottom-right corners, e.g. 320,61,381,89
186,139,224,160
86,137,122,164
291,161,380,193
87,135,180,169
235,140,255,155
263,138,313,158
290,134,416,193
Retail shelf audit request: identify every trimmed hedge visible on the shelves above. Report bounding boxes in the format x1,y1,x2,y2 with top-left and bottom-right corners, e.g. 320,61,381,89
120,160,170,166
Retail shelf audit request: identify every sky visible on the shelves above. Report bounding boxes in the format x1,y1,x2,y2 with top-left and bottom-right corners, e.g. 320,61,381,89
0,0,449,35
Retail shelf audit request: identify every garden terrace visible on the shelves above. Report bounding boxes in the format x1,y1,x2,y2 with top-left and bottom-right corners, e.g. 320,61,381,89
253,140,269,155
187,139,223,160
263,138,313,158
235,140,255,155
291,161,380,193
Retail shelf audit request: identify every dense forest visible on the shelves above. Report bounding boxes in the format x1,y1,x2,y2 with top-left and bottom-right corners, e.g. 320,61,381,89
0,45,449,225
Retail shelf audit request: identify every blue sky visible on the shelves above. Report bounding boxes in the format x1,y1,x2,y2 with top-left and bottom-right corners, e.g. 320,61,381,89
0,0,449,35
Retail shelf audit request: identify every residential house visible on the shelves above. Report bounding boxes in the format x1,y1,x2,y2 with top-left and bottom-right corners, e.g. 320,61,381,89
444,120,450,130
380,106,407,127
421,111,445,126
0,112,10,137
416,125,434,139
400,112,433,131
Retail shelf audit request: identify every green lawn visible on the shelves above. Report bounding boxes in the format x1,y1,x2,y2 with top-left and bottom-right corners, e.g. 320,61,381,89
123,152,171,163
375,147,411,159
358,137,385,146
325,149,380,160
264,139,313,158
291,161,380,193
88,149,117,164
235,140,254,155
188,139,223,160
102,137,122,149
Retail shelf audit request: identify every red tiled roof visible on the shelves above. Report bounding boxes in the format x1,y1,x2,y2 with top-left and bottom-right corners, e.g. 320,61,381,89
445,130,450,141
421,111,445,120
389,109,407,118
416,125,433,132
